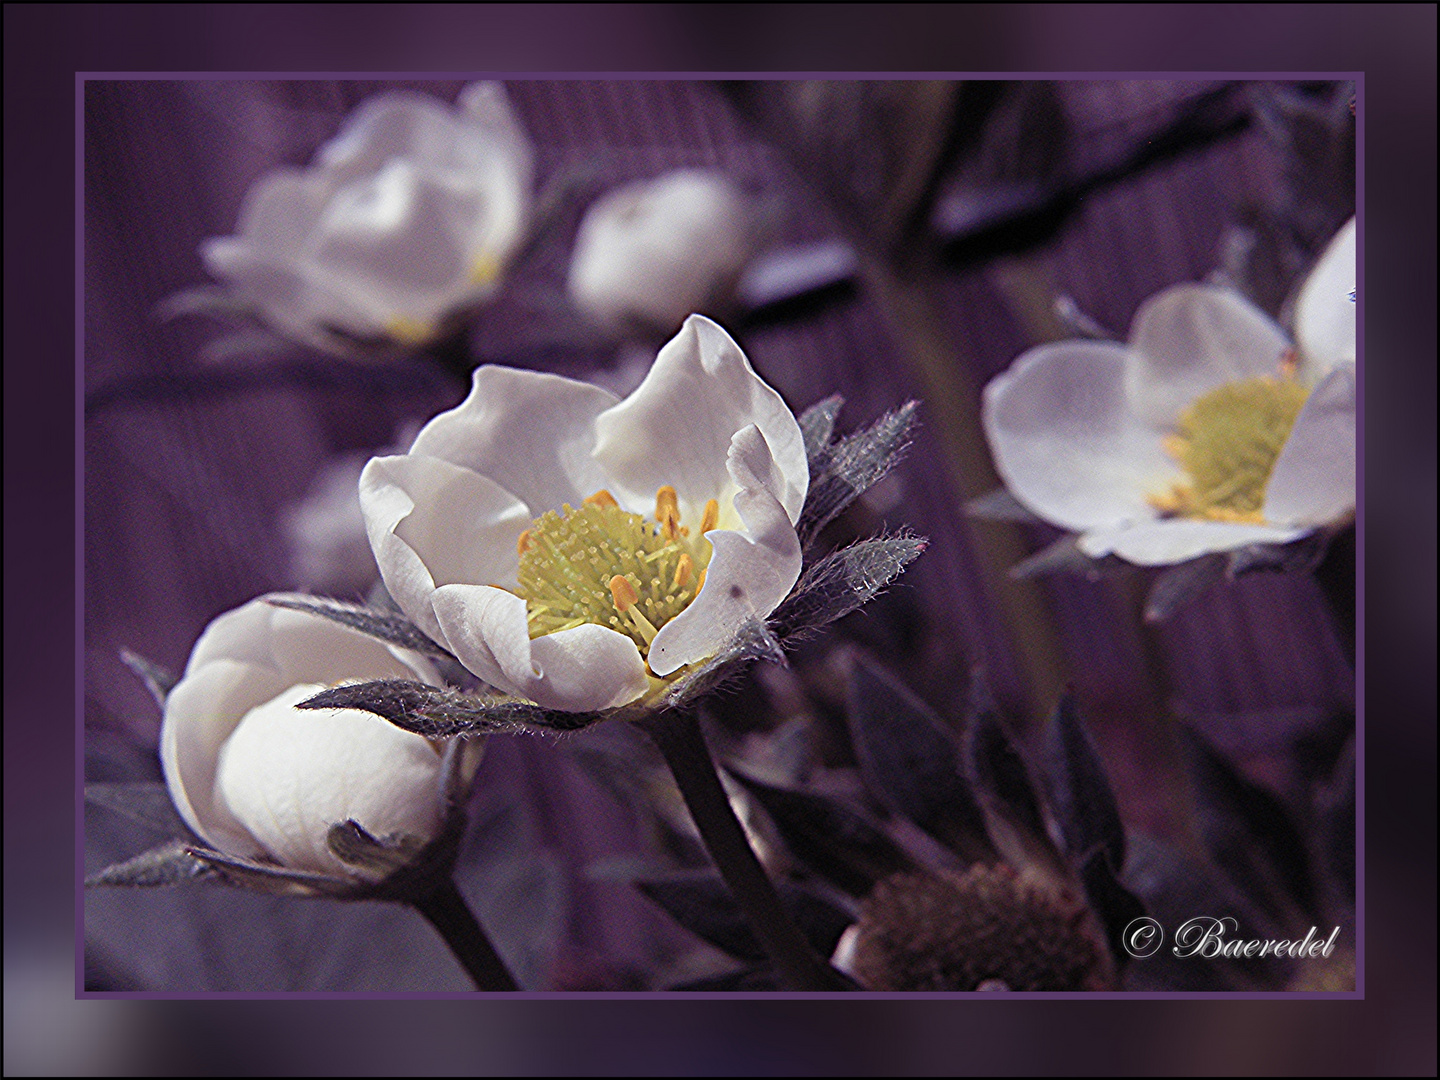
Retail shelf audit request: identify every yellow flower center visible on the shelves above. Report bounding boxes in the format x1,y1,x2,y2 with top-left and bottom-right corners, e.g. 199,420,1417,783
513,487,718,655
1149,370,1310,523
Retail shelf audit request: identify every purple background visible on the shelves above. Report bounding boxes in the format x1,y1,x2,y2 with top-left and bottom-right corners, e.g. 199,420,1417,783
7,3,1435,1075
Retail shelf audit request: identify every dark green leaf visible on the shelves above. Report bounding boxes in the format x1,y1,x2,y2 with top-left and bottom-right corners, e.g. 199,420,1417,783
635,869,853,963
966,488,1043,524
85,782,196,840
296,679,600,737
326,820,428,877
798,394,844,462
725,767,917,897
118,649,178,710
85,840,213,888
962,676,1064,874
660,618,787,712
797,402,918,548
1077,850,1147,971
1180,726,1318,923
845,654,994,863
1010,534,1114,581
1039,692,1126,871
186,847,356,898
265,593,456,660
770,533,926,641
1145,553,1228,622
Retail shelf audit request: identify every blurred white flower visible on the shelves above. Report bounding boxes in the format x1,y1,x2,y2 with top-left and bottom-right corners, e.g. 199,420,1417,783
161,598,445,879
281,452,374,594
359,315,807,712
567,170,756,336
282,424,421,595
202,82,532,354
983,217,1356,566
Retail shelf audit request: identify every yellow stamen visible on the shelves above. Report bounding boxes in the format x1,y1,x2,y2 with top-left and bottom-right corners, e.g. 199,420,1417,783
694,566,707,594
655,486,681,541
514,492,717,654
608,574,640,612
1150,372,1310,522
673,554,694,590
626,605,659,646
584,489,619,509
700,498,719,534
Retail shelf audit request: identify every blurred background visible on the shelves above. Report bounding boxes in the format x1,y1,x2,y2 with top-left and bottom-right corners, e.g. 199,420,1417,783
8,3,1437,1076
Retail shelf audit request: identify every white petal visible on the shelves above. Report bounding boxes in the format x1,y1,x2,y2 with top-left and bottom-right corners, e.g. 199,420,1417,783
455,82,534,264
318,89,530,274
359,453,531,642
430,584,650,710
266,604,432,688
1263,363,1356,527
305,158,495,326
1078,520,1305,565
215,683,444,878
567,170,754,334
592,316,807,525
227,167,334,257
1128,284,1291,425
982,340,1180,532
201,237,384,345
160,657,284,856
184,598,281,676
1294,217,1357,376
409,366,618,517
318,92,478,183
648,425,803,676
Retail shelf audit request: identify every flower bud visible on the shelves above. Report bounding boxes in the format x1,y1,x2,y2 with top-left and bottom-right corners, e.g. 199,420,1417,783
160,598,445,881
568,170,755,335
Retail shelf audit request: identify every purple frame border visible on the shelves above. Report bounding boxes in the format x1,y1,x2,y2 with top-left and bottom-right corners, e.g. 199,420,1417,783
74,70,1365,1002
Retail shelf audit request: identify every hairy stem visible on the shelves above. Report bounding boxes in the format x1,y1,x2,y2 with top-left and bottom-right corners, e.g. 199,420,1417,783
639,712,850,991
412,878,519,991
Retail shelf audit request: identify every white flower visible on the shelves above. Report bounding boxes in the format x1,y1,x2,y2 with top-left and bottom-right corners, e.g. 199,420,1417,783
160,598,446,879
359,315,808,712
281,424,421,594
567,170,756,336
202,82,532,353
983,218,1356,567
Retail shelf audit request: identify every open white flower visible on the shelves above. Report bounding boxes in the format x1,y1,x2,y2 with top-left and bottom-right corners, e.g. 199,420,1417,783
160,598,446,879
567,170,756,336
359,315,807,712
983,218,1356,567
202,82,532,353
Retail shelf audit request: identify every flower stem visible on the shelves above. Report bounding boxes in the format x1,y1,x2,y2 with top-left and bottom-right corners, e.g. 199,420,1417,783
412,878,519,991
639,712,850,991
1312,523,1356,666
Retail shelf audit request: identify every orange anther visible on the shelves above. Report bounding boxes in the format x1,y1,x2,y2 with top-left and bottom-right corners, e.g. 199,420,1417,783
673,554,694,590
584,489,619,509
517,529,534,555
656,485,681,540
700,498,719,534
609,575,640,612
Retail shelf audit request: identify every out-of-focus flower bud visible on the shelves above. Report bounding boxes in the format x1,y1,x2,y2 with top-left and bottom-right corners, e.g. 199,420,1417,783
568,170,756,336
